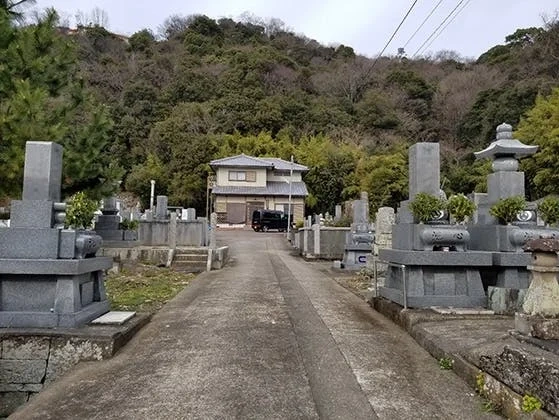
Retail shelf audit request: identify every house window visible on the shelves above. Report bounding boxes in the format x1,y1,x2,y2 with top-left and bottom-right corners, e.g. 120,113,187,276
229,170,256,182
274,170,290,177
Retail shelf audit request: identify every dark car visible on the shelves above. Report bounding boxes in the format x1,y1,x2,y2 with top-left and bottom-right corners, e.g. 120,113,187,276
252,209,290,232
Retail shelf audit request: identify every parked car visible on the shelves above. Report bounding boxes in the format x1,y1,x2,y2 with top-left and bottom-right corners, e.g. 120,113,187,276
252,209,290,232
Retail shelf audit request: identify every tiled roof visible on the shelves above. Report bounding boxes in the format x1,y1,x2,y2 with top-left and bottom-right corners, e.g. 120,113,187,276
209,154,308,171
259,158,308,172
212,182,308,197
209,154,273,168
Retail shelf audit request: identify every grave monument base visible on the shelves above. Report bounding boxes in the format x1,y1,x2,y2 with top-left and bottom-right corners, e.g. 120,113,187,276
379,249,492,308
342,244,373,270
0,257,111,328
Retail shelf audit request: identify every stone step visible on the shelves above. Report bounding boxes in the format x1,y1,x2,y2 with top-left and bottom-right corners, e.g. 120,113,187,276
174,254,208,262
175,248,208,256
172,261,207,273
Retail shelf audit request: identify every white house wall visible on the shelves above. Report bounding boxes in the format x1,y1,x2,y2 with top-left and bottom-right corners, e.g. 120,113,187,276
216,167,267,187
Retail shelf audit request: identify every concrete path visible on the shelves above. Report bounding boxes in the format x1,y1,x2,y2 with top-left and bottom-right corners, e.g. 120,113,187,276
11,230,498,419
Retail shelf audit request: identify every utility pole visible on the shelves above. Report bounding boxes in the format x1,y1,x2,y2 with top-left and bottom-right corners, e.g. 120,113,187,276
287,155,293,235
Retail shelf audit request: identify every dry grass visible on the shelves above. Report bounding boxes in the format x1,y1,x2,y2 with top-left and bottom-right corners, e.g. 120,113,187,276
105,264,194,313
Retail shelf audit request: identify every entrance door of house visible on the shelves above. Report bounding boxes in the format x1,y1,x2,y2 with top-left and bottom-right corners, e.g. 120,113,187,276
226,203,246,224
246,201,265,224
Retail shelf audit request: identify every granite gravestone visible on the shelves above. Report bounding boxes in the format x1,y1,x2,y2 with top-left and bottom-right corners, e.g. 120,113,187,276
342,192,374,269
373,207,395,273
0,141,111,328
95,197,122,241
95,197,138,242
155,195,168,220
379,143,491,308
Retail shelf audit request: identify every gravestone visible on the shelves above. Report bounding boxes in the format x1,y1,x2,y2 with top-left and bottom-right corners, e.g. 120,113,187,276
334,205,342,221
373,207,395,273
342,192,374,269
397,143,440,224
155,195,168,220
95,197,123,241
185,208,196,221
0,141,111,328
379,143,491,308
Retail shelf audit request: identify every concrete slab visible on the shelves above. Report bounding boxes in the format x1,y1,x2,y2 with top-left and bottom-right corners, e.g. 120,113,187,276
91,311,136,325
430,306,495,315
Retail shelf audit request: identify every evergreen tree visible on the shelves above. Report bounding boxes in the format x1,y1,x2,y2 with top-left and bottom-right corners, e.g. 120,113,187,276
0,8,120,200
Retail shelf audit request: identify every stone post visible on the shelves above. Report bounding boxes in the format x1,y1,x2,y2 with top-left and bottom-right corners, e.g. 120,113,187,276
516,238,559,339
313,223,320,256
210,212,217,249
334,205,342,221
169,212,177,249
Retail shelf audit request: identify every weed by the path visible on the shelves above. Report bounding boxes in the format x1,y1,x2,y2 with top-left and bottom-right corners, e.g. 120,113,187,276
438,356,454,370
522,394,542,413
105,265,194,313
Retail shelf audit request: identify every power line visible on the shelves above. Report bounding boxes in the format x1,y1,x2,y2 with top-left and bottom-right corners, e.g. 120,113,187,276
416,0,474,56
411,0,465,58
367,0,419,72
402,0,445,49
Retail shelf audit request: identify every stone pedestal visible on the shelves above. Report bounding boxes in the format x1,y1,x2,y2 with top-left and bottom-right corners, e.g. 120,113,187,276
379,249,491,308
514,238,559,339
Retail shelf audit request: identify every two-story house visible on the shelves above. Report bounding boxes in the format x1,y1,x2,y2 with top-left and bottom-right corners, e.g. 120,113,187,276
209,154,308,225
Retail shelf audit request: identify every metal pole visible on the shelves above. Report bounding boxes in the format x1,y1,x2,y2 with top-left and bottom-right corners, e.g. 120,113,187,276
206,178,210,220
150,180,155,211
402,264,408,310
287,155,293,235
373,259,378,297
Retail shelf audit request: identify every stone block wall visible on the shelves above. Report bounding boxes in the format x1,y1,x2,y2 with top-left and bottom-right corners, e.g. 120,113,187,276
0,335,112,417
139,220,208,247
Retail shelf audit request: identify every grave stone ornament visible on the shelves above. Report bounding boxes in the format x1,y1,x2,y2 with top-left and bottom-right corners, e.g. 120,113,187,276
469,123,558,312
379,142,491,308
0,141,111,328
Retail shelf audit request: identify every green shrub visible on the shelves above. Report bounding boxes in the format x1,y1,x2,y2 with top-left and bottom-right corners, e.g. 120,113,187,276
409,192,446,223
65,192,98,230
330,215,352,227
489,196,526,224
295,220,304,229
447,194,476,224
537,196,559,226
120,218,139,230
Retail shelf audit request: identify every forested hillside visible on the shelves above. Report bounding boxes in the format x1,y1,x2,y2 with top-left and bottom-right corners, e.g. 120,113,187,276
1,5,559,214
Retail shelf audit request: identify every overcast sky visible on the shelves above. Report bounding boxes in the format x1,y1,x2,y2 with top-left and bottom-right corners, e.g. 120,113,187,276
31,0,559,59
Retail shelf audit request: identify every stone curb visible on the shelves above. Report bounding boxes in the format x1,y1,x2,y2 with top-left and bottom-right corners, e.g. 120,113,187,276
371,298,554,419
